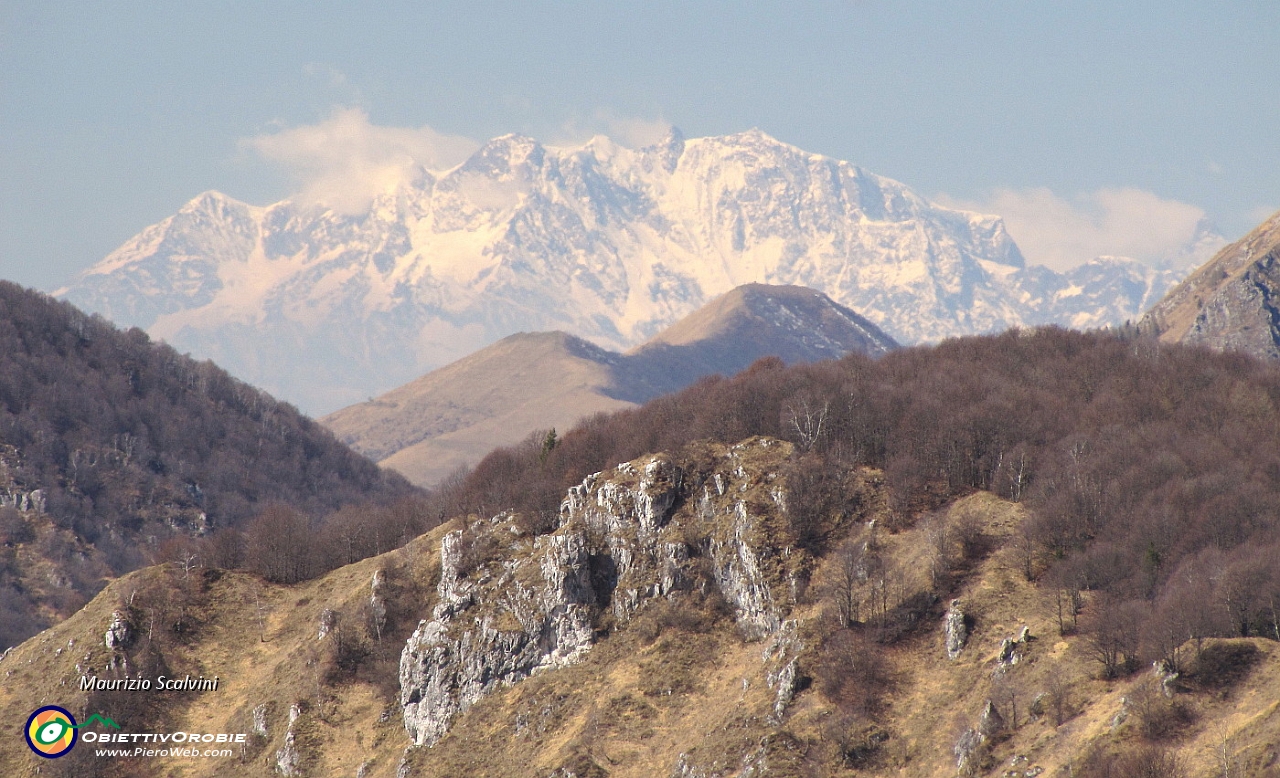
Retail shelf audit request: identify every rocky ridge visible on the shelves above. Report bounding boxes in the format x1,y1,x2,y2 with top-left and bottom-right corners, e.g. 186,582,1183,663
398,438,823,748
1141,208,1280,360
2,437,1280,776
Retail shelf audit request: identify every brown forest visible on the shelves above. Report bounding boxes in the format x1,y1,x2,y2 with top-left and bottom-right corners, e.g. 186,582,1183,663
424,325,1280,674
0,282,418,648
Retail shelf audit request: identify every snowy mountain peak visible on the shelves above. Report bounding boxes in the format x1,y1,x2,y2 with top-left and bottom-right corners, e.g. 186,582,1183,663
59,130,1174,415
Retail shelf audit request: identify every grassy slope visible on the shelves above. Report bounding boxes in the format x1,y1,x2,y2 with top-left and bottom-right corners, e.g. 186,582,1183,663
2,450,1279,777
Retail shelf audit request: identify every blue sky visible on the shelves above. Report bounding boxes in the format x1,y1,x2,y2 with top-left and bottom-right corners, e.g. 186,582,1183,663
2,1,1278,289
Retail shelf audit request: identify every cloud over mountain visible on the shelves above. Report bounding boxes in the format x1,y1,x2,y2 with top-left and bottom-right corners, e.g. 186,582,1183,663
242,108,481,213
941,186,1222,272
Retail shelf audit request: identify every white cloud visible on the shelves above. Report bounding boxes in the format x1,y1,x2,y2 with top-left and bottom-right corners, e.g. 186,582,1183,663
940,187,1213,272
242,108,480,214
552,109,673,149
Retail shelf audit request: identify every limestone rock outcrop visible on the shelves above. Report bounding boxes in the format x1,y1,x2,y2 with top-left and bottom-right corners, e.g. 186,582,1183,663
105,610,134,651
398,522,596,746
944,599,967,660
399,438,836,747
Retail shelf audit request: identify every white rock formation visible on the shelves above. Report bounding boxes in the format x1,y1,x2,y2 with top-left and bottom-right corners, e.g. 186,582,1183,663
399,439,814,747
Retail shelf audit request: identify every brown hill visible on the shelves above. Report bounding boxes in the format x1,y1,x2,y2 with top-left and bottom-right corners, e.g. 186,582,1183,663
322,284,896,487
1140,209,1280,358
8,329,1280,775
322,331,637,488
2,440,1277,777
0,282,415,650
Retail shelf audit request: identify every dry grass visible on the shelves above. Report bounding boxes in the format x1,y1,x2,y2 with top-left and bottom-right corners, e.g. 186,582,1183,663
5,450,1280,777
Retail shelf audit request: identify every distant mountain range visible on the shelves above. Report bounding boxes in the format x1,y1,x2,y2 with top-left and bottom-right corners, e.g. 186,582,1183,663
55,129,1202,415
322,283,897,486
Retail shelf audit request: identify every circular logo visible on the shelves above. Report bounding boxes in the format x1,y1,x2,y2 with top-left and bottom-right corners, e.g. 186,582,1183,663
25,706,77,758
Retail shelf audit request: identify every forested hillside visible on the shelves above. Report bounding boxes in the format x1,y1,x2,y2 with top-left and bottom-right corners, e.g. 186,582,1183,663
0,282,417,648
6,325,1280,775
445,325,1280,652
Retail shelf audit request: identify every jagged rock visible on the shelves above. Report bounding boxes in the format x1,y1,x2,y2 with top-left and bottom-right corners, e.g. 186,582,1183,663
1152,661,1180,698
1016,625,1031,643
399,527,597,746
979,699,1005,739
954,727,984,775
356,761,371,778
945,599,967,659
275,703,304,776
1110,696,1130,729
399,439,818,747
318,609,338,641
695,441,805,638
105,610,134,650
763,621,803,722
1029,692,1048,720
252,703,269,738
559,455,685,623
276,731,300,776
995,637,1020,670
371,570,388,639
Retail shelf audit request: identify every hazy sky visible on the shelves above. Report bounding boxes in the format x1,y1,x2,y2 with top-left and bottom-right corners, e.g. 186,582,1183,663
3,1,1278,290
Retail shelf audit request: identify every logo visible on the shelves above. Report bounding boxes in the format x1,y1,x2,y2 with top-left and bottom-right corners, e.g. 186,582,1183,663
25,706,77,758
23,707,120,758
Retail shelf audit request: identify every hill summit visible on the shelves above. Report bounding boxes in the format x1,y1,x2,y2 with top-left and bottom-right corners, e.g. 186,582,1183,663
322,283,896,486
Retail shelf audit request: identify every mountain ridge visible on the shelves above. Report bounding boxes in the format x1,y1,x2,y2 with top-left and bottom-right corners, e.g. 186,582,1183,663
57,128,1188,415
1140,209,1280,359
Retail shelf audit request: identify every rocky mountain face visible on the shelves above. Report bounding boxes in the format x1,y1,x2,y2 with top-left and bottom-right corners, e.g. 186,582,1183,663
58,129,1182,415
323,283,896,487
1141,209,1280,359
399,439,814,748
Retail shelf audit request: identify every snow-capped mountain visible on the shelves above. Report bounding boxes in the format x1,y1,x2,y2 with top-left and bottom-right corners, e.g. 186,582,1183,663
58,128,1181,415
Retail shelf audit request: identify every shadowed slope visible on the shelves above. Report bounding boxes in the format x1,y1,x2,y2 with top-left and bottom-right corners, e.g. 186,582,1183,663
323,284,897,486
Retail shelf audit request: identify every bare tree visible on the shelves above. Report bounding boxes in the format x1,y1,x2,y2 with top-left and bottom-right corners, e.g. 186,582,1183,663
991,675,1023,730
827,539,864,626
784,396,830,452
1084,595,1144,678
1043,668,1073,726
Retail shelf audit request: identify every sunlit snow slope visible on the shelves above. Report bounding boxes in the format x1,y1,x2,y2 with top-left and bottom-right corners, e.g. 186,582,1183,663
59,129,1177,414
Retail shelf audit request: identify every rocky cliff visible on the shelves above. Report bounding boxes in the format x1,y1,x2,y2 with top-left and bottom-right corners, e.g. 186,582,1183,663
1141,209,1280,359
398,438,826,747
